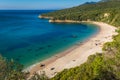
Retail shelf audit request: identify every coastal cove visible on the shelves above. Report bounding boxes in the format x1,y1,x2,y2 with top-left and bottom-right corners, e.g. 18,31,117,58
28,15,117,78
0,10,99,68
0,0,120,80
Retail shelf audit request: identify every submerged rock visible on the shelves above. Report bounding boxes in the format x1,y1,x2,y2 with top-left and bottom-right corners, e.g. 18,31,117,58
28,48,32,51
38,47,44,50
47,45,52,47
35,54,39,56
71,35,78,38
15,58,20,61
18,55,22,58
64,40,66,41
36,47,44,51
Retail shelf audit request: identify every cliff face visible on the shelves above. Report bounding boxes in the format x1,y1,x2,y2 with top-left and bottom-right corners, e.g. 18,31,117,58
38,15,53,19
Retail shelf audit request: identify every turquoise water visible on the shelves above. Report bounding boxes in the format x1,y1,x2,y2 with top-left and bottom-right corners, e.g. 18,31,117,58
0,10,99,67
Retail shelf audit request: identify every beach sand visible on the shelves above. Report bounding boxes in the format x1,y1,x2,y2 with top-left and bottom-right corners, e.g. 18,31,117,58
28,21,117,78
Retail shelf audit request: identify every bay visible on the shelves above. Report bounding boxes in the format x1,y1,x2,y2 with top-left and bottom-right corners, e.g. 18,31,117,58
0,10,99,67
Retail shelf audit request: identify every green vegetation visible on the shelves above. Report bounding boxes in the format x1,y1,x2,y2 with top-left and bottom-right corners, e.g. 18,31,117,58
0,55,28,80
29,72,49,80
42,0,120,80
1,0,120,80
41,0,120,27
51,30,120,80
51,34,120,80
0,55,48,80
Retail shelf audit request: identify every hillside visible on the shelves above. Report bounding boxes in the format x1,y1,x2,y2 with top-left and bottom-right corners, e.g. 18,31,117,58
41,0,120,80
0,0,120,80
41,0,120,27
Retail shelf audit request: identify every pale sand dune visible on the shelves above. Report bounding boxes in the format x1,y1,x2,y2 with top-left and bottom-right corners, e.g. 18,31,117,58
28,21,117,78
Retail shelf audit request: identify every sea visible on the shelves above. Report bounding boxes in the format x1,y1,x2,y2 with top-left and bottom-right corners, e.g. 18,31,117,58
0,10,99,68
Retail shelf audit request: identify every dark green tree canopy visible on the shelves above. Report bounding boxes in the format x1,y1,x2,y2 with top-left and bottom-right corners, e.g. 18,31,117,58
41,0,120,27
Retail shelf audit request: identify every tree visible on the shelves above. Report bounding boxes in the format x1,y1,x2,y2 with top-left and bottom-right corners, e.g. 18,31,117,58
0,55,29,80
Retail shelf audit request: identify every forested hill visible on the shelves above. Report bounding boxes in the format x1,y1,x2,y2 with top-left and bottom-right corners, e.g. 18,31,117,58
0,0,120,80
42,0,120,80
41,0,120,27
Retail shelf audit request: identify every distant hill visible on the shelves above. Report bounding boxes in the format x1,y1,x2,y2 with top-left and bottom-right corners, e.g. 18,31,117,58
41,0,120,27
83,2,97,5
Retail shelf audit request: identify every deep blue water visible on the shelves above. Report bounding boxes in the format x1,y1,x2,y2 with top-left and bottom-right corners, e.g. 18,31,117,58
0,10,99,67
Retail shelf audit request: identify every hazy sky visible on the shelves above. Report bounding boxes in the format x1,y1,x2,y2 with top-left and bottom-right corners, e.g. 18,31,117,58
0,0,100,10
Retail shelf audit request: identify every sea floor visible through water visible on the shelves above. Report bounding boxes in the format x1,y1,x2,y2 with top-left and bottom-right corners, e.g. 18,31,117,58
0,10,99,68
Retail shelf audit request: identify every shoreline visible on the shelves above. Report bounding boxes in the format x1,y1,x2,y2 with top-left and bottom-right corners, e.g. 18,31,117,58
27,16,117,78
26,24,99,73
24,25,98,72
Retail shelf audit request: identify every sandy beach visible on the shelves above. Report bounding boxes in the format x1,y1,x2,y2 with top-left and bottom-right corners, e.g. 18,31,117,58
28,21,117,78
